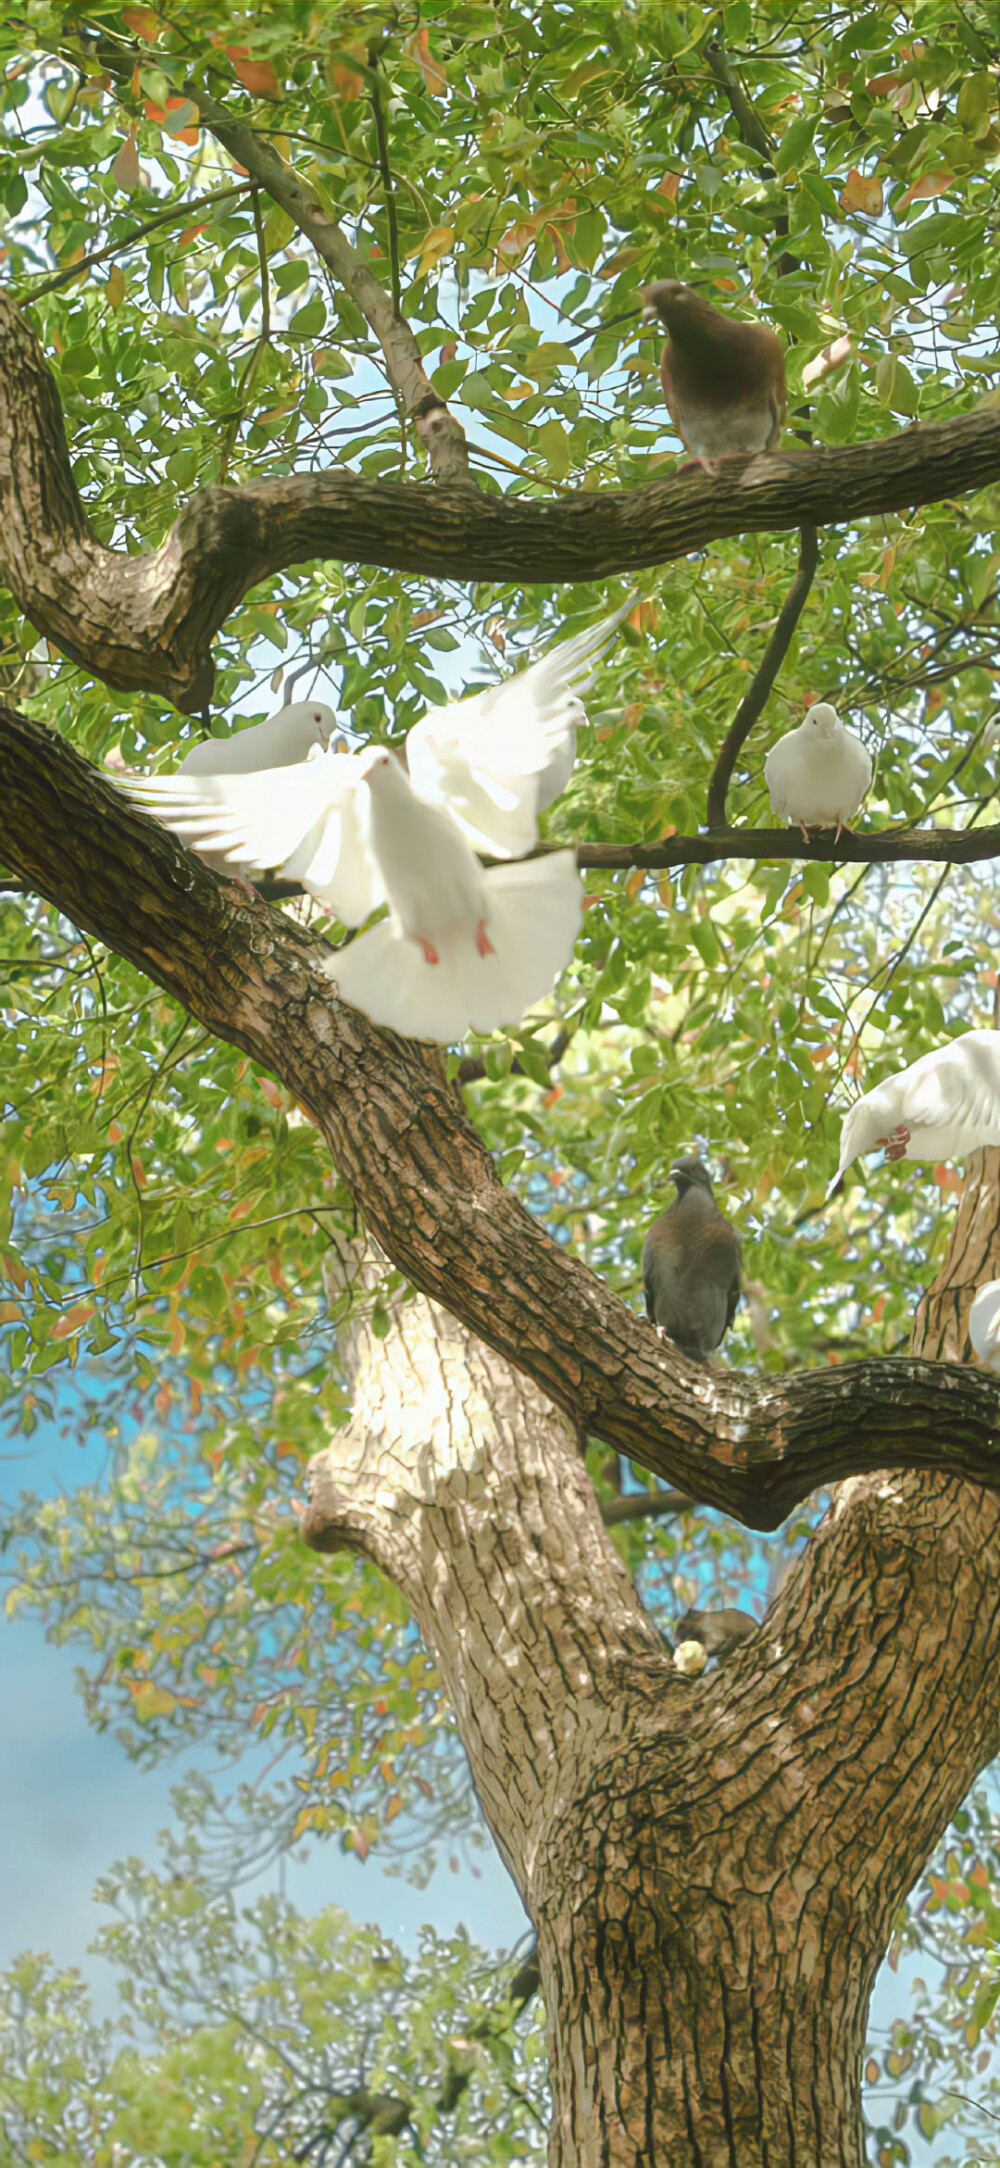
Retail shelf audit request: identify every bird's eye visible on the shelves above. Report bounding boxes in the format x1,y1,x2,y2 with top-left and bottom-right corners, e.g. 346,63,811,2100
314,711,323,723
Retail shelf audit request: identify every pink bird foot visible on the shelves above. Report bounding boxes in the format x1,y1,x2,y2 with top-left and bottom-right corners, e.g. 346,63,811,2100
418,936,440,967
476,919,496,959
798,822,813,844
879,1124,911,1163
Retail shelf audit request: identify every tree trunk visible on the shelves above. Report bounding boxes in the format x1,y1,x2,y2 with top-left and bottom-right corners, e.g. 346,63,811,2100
304,1163,1000,2166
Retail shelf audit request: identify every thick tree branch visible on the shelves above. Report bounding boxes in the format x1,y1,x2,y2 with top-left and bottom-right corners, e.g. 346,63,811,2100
5,703,1000,1532
705,522,819,827
3,289,1000,708
578,817,1000,871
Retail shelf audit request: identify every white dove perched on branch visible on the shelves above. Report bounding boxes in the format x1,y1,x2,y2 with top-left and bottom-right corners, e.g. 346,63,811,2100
178,698,338,776
764,702,872,841
175,700,338,875
121,604,632,1043
826,1030,1000,1199
970,1280,1000,1372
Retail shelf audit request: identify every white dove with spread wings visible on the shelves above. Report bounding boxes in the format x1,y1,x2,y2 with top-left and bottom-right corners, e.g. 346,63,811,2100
120,604,630,1043
826,1030,1000,1199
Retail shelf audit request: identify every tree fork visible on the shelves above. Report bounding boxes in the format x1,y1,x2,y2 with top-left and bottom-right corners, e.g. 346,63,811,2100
302,1171,1000,2165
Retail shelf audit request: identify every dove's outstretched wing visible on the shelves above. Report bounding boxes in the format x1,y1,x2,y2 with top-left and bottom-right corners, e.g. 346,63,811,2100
404,601,633,858
120,748,385,926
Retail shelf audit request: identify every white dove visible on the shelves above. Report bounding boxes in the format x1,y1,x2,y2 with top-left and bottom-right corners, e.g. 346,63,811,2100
970,1280,1000,1372
121,605,630,1042
764,702,872,841
826,1030,1000,1200
178,698,337,776
175,700,338,876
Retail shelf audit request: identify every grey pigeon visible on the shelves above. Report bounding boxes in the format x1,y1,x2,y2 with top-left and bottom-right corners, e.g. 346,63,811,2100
643,1156,742,1362
675,1606,757,1662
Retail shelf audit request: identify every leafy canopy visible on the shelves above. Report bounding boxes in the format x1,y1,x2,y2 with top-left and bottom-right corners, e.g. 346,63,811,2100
3,2,1000,2159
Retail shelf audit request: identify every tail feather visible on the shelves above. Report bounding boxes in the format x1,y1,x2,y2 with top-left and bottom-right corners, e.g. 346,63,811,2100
326,850,582,1043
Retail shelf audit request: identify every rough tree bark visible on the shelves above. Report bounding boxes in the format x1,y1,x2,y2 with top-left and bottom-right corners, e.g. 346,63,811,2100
4,701,1000,1523
303,1166,1000,2167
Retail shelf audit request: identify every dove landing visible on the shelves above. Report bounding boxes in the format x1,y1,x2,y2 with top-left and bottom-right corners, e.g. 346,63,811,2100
826,1029,1000,1199
327,751,582,1043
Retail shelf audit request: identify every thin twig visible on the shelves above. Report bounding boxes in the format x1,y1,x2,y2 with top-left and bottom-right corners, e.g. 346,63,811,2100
705,524,820,829
19,183,251,300
601,1487,693,1526
368,50,407,471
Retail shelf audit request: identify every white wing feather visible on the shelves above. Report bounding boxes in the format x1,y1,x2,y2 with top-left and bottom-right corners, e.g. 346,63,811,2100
120,748,385,925
404,601,633,857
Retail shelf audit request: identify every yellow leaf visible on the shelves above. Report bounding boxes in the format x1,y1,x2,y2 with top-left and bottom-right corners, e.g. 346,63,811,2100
132,1681,178,1722
111,130,142,194
839,168,883,217
412,224,455,279
107,263,125,308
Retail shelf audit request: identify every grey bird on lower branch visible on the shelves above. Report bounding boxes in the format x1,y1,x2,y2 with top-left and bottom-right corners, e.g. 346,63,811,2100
643,1156,742,1363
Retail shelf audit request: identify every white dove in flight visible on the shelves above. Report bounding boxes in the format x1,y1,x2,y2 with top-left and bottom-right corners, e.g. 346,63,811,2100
121,604,631,1042
826,1030,1000,1200
764,702,872,841
970,1281,1000,1372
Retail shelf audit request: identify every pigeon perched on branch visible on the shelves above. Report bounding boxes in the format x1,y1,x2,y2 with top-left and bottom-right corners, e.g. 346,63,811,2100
121,606,631,1043
642,281,786,470
643,1157,742,1363
764,703,872,842
827,1030,1000,1199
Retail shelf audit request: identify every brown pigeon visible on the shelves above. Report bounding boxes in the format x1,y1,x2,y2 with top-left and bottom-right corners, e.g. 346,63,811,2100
642,1156,742,1362
641,281,786,470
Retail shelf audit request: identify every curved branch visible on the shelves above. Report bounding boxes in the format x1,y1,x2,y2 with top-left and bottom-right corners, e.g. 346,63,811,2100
3,289,1000,709
4,703,1000,1533
578,818,1000,870
705,522,819,828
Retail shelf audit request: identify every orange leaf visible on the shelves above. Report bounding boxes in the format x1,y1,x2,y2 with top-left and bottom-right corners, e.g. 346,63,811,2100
866,73,902,96
122,5,162,34
227,46,283,99
404,27,448,96
328,58,365,101
108,1121,125,1144
170,1312,185,1357
386,1792,404,1822
353,1829,370,1862
52,1303,96,1340
178,220,208,247
545,1084,564,1109
0,1302,22,1325
131,1154,147,1189
259,1076,284,1110
658,173,681,201
839,168,883,217
934,1163,963,1193
155,1382,173,1422
896,171,953,215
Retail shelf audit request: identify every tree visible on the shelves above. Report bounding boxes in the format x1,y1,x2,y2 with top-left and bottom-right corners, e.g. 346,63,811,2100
5,1,1000,2159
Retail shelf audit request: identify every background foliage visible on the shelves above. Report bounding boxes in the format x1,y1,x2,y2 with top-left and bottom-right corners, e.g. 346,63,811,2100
3,1,1000,2159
